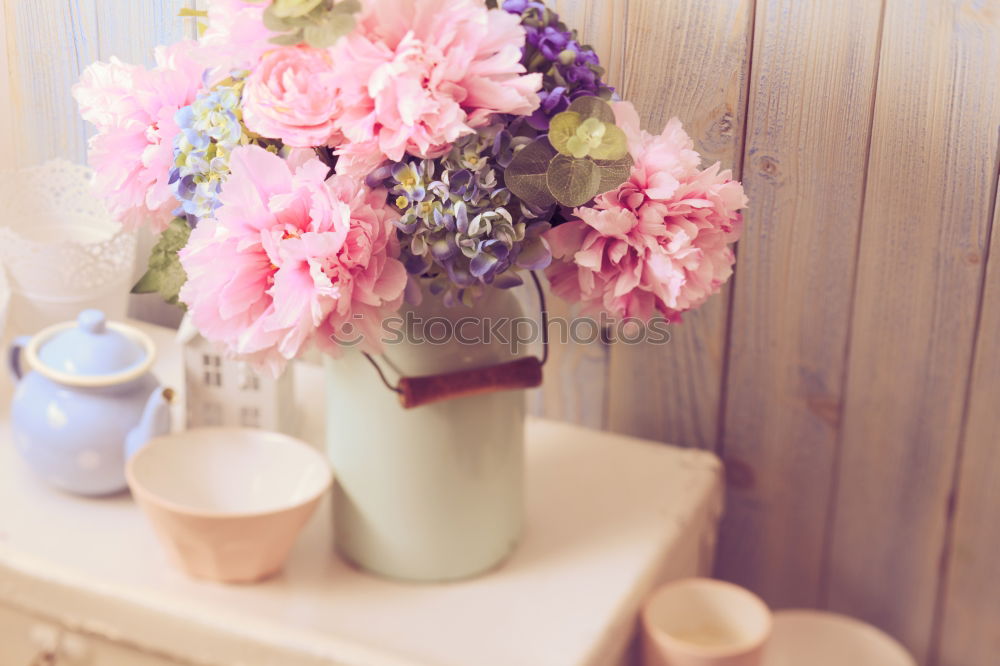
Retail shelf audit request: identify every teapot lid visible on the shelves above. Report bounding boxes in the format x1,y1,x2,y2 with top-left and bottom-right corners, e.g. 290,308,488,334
25,310,157,387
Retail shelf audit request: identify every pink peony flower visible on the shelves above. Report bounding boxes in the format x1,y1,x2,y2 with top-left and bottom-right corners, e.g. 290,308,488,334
200,0,275,74
545,102,748,322
179,145,407,374
329,0,542,164
73,42,205,231
242,45,343,148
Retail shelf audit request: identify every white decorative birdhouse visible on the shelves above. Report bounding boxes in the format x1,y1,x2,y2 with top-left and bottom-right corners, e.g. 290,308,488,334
177,317,295,434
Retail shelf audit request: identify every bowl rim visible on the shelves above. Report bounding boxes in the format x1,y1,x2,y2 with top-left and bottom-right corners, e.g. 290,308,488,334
769,609,916,664
641,577,773,657
126,427,333,520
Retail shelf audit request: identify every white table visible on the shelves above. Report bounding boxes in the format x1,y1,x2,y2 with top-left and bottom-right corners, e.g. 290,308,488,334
0,322,724,666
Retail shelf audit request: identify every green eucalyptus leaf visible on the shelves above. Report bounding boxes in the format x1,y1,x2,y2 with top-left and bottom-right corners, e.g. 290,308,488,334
262,6,289,31
566,135,591,159
333,0,362,14
567,96,616,123
547,155,602,207
131,218,191,306
549,111,582,156
589,124,629,161
594,154,635,196
506,138,558,209
303,7,356,47
271,0,324,19
269,31,304,45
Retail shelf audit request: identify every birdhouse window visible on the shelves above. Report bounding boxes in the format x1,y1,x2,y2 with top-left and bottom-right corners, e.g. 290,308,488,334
202,354,222,387
237,362,261,391
240,407,260,428
203,402,222,426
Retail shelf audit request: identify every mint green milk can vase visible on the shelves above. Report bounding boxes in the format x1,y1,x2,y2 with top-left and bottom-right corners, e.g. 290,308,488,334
323,284,544,582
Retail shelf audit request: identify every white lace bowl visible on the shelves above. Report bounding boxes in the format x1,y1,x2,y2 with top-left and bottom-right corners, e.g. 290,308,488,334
0,160,137,335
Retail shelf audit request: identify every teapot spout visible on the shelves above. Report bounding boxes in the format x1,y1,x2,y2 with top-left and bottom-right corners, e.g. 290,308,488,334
125,387,174,459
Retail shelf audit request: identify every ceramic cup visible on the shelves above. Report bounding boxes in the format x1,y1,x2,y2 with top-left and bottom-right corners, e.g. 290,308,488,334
642,578,772,666
127,428,332,583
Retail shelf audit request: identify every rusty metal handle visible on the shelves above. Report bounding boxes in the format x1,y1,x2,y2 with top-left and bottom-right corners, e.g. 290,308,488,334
397,357,543,409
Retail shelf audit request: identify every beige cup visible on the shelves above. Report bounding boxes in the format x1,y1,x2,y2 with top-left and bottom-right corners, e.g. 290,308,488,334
642,578,772,666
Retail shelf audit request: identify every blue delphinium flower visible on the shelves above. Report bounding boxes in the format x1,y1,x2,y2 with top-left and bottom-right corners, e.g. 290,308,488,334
169,74,250,222
376,124,552,306
502,0,615,130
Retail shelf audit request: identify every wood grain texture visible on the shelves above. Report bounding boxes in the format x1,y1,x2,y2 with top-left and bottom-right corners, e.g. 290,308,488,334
553,0,627,85
715,0,883,608
530,0,626,429
95,0,192,64
933,170,1000,666
0,2,13,160
5,0,99,165
825,0,1000,660
607,0,753,448
527,287,611,430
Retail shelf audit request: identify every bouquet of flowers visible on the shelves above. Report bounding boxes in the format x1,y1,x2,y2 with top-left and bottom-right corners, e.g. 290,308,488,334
73,0,747,376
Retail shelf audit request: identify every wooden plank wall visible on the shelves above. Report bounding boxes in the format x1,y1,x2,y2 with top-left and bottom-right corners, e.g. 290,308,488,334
825,2,1000,661
2,1,1000,664
610,0,753,450
562,1,1000,664
719,0,883,611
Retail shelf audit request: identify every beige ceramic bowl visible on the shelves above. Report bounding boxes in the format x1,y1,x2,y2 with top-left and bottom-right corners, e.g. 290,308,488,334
127,428,332,583
764,610,915,665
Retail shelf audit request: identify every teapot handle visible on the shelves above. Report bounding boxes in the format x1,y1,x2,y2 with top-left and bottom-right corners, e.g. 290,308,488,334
8,336,31,382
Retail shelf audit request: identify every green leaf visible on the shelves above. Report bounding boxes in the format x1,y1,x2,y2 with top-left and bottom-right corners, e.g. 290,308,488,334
262,6,290,32
505,138,558,209
269,31,304,46
131,218,191,306
567,96,616,123
589,124,629,161
547,155,602,207
548,111,582,156
566,135,591,159
332,0,362,14
594,154,635,196
304,11,356,47
270,0,325,19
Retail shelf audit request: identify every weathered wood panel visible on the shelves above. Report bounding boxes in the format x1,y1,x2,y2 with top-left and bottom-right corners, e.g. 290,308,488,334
3,0,99,165
607,0,753,449
825,0,1000,661
715,0,883,608
96,1,193,63
0,4,14,160
554,0,627,84
933,171,1000,666
529,0,627,429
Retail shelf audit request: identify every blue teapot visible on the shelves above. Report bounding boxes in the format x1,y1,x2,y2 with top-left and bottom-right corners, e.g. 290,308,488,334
9,310,172,496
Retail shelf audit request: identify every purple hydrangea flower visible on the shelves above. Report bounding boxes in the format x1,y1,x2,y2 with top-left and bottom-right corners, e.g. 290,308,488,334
503,0,615,129
374,124,552,305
